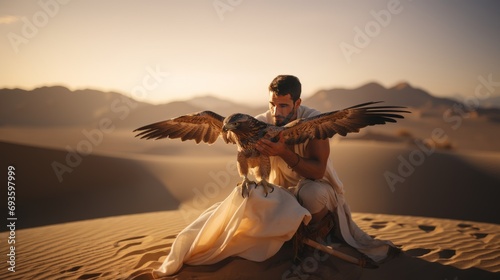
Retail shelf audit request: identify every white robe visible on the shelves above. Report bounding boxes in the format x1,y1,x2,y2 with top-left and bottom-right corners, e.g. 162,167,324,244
154,185,311,277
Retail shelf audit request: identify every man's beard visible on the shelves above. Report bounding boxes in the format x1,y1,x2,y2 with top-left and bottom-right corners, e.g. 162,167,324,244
274,107,296,127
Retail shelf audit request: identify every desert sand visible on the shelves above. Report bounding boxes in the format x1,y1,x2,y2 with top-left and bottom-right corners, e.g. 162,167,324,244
0,210,498,279
1,125,499,279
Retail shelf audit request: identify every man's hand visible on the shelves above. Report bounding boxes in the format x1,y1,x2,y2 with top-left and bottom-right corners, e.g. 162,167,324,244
257,135,329,180
256,135,289,157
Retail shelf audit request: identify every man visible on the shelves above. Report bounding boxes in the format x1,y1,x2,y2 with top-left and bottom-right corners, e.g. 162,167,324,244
255,75,396,263
151,75,397,278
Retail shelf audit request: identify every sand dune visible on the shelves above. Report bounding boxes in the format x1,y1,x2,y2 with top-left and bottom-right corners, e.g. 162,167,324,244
0,141,182,228
2,132,498,228
0,139,244,229
1,127,499,279
0,139,500,228
0,210,498,280
331,141,500,224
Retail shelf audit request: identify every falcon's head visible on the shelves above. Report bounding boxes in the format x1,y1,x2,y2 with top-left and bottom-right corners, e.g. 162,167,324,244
222,113,251,132
222,113,270,145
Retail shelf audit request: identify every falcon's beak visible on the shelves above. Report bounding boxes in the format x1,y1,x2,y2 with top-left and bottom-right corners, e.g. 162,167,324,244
223,122,237,132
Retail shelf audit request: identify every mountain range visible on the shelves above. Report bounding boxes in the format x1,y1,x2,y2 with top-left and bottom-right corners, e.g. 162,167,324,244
1,82,499,128
306,82,500,120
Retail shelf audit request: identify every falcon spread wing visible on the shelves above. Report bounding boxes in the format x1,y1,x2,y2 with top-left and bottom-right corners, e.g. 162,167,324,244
133,111,237,144
280,101,410,145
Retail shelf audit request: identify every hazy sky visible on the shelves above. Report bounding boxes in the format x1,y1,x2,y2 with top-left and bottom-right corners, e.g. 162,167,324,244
1,0,499,105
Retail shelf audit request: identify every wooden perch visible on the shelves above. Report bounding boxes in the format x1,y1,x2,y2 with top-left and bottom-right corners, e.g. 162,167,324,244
303,238,378,269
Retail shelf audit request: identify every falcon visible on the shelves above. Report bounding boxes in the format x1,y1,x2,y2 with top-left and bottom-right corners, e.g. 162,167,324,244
134,101,409,198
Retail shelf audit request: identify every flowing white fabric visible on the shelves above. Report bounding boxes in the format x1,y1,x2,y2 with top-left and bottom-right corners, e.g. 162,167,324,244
154,185,311,277
256,105,393,262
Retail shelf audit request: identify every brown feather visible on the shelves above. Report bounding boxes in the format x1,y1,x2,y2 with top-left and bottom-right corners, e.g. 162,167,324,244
133,111,236,145
281,101,410,144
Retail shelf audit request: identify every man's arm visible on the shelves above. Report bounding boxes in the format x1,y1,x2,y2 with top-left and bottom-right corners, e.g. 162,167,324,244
256,137,329,180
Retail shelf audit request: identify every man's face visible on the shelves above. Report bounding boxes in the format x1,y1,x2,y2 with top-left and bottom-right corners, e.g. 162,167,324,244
268,92,301,126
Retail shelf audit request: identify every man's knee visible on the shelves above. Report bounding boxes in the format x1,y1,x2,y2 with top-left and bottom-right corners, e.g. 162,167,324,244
297,181,329,214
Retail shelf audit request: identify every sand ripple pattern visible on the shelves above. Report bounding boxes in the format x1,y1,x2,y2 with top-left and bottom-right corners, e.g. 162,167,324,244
0,211,498,279
353,213,500,273
0,212,181,280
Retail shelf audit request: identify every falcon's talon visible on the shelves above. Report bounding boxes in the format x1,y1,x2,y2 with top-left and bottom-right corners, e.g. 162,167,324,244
239,177,254,198
257,179,274,197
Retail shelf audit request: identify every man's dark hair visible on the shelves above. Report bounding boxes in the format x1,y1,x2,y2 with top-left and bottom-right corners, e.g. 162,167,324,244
268,75,301,102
